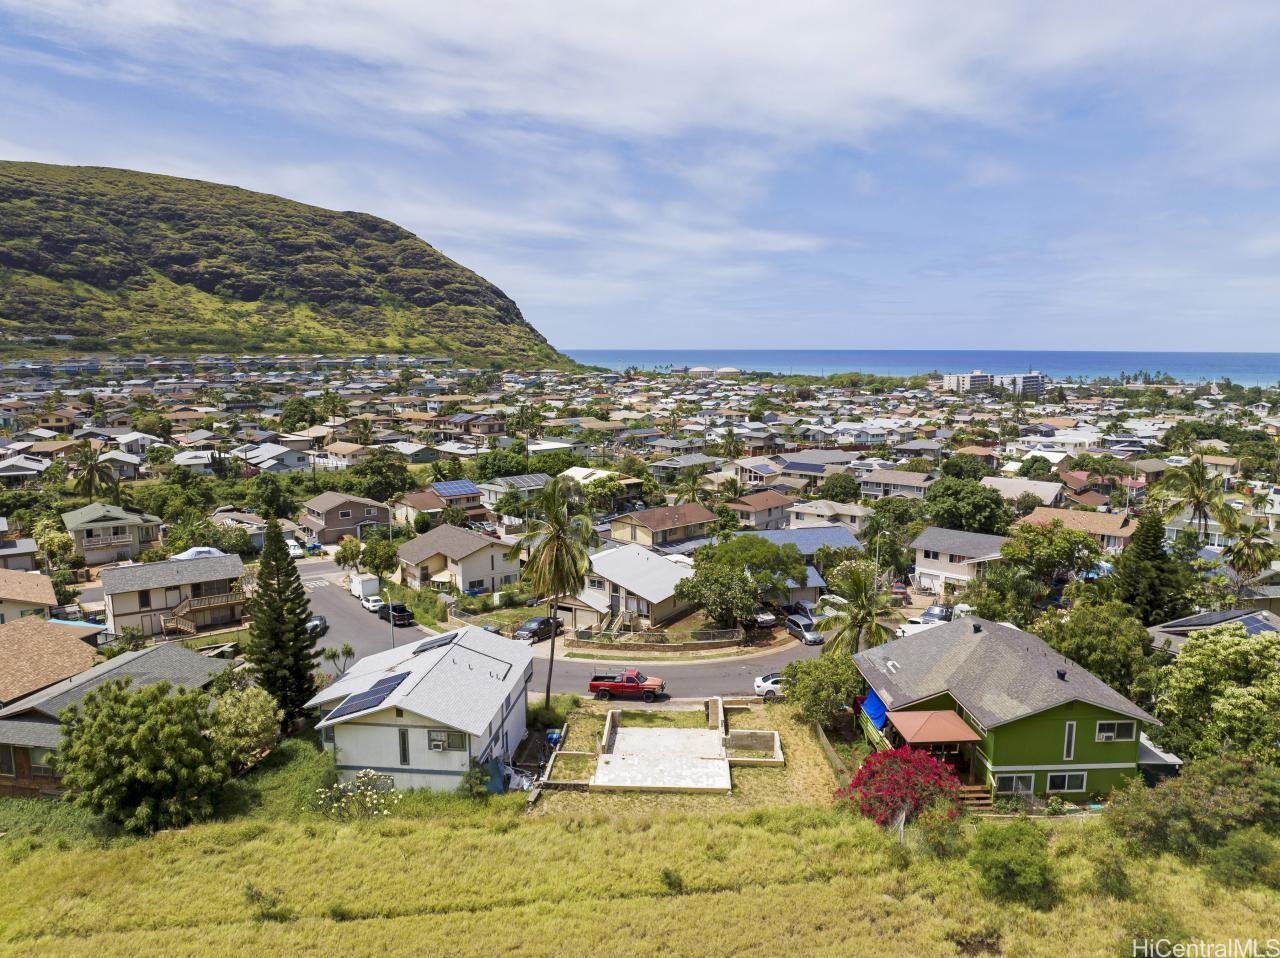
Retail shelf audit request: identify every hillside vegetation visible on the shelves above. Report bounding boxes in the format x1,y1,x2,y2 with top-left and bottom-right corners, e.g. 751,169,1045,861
0,709,1275,956
0,161,566,365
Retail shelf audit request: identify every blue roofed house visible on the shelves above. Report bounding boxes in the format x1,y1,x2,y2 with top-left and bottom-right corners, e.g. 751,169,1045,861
306,627,533,791
732,526,861,605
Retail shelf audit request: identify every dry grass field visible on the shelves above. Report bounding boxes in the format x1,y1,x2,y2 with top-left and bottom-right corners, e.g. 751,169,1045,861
0,704,1275,957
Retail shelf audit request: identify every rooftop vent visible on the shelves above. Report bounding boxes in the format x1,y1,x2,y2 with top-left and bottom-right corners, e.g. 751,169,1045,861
1056,669,1067,681
971,622,982,634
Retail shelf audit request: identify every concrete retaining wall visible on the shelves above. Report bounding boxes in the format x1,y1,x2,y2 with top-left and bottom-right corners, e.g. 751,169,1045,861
726,729,785,767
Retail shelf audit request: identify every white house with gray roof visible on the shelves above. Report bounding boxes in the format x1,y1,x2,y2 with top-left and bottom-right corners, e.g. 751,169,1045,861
100,552,247,637
306,627,533,791
909,527,1008,595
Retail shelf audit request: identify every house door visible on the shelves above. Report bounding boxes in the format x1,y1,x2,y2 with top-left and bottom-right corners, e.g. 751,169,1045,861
140,613,161,636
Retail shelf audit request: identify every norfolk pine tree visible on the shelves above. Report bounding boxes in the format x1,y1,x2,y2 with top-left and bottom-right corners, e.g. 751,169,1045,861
1113,511,1190,626
244,518,318,725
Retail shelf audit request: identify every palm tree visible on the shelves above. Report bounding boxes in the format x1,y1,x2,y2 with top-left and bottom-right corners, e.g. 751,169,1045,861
70,440,114,502
507,475,596,707
815,559,899,656
672,467,712,505
717,476,745,502
349,418,374,445
719,426,744,460
1157,457,1227,538
1222,520,1277,598
318,390,347,430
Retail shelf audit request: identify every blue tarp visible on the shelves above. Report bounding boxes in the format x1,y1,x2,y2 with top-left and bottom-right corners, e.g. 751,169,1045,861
862,688,887,731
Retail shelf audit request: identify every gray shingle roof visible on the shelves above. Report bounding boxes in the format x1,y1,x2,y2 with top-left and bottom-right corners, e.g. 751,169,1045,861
853,617,1154,728
397,524,499,565
0,643,232,733
99,554,245,596
909,527,1008,558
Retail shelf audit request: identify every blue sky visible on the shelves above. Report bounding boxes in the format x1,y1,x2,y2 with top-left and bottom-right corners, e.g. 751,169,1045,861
4,2,1280,351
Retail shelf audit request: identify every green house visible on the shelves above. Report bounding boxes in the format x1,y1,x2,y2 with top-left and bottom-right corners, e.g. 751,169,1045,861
852,618,1163,798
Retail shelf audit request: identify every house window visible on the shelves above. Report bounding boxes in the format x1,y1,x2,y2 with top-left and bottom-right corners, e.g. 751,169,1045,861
1047,772,1087,793
29,748,54,776
1095,720,1136,742
139,589,152,610
365,508,375,516
339,510,352,519
949,554,965,564
923,550,939,561
588,577,604,591
994,774,1034,794
1063,721,1076,761
398,728,411,766
428,730,466,751
322,724,334,744
0,744,13,776
468,579,485,591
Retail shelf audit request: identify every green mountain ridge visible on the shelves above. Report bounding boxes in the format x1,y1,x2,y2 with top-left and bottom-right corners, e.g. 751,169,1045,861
0,161,569,365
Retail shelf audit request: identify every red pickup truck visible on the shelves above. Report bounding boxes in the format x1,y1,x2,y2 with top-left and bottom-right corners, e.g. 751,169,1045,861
588,668,666,702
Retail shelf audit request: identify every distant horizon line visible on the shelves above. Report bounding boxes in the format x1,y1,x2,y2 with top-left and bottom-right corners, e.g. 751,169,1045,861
562,347,1280,355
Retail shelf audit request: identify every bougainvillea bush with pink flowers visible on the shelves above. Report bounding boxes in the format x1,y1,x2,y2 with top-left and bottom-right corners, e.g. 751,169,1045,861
835,746,961,825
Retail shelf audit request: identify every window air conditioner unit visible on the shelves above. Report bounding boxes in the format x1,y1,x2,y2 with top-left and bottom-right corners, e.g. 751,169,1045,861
1099,733,1114,742
429,741,446,751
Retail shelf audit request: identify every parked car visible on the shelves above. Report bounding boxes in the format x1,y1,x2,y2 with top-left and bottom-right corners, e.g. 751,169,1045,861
783,600,818,623
784,614,824,645
360,594,385,613
920,604,953,624
890,582,910,597
378,602,414,626
287,540,305,559
747,610,778,630
588,668,666,702
514,615,561,644
305,614,328,637
754,672,787,699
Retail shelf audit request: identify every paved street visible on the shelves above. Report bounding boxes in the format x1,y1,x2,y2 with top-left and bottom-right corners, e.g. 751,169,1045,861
80,555,821,691
297,557,821,692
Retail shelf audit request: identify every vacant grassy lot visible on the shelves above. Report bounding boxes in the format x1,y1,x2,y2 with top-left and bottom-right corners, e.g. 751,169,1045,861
0,708,1275,956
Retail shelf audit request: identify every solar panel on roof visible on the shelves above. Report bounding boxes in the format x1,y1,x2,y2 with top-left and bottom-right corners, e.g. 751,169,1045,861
326,671,410,721
1172,610,1240,629
433,479,481,497
1239,614,1275,636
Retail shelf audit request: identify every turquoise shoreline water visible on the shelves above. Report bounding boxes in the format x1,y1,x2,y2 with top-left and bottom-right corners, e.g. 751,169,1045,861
565,349,1280,385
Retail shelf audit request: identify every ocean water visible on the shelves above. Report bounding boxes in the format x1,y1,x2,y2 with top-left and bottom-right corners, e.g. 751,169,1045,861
564,349,1280,385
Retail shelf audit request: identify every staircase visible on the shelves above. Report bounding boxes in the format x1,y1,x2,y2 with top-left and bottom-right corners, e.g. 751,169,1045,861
957,785,993,811
161,590,246,638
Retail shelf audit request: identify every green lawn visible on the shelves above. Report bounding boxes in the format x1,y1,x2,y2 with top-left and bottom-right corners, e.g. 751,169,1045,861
548,752,596,782
618,708,708,729
0,708,1276,956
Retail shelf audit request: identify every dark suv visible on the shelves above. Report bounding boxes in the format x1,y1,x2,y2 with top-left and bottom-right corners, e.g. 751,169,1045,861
377,602,414,626
514,615,561,644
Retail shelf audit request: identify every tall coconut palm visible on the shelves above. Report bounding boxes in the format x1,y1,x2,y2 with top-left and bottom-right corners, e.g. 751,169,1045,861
1222,521,1278,598
1157,457,1227,539
672,467,712,505
719,426,744,459
70,440,114,502
349,418,374,445
717,476,745,502
507,475,596,707
815,559,900,657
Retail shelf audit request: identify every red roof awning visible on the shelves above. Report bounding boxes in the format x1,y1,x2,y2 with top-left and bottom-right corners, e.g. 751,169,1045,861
886,710,981,745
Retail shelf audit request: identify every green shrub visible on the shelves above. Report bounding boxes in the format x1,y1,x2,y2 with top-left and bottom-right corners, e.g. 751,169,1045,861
1105,757,1280,859
457,760,492,800
1092,853,1133,900
659,867,685,895
1206,827,1280,889
915,799,967,858
969,818,1057,908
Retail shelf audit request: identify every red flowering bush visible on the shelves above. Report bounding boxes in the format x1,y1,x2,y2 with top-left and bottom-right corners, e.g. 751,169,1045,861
836,746,961,826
